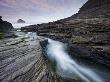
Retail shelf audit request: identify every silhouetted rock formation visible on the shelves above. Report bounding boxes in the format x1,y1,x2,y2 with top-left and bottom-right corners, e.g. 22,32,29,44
0,16,2,22
17,19,25,23
0,16,14,32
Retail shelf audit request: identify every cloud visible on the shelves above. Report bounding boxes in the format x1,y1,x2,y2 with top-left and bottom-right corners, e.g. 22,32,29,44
0,0,87,23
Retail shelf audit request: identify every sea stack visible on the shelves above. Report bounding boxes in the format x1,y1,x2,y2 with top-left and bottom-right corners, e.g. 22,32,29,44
17,19,25,23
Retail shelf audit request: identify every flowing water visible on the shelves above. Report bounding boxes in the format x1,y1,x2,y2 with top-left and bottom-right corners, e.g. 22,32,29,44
46,39,110,82
13,29,110,82
15,31,38,46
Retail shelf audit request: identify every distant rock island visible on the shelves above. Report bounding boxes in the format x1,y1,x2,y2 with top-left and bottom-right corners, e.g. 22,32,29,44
17,19,25,23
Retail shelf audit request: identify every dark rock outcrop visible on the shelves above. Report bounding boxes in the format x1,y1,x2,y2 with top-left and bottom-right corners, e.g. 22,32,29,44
0,16,14,32
17,19,25,23
73,0,110,19
21,25,38,32
0,16,15,39
79,0,110,12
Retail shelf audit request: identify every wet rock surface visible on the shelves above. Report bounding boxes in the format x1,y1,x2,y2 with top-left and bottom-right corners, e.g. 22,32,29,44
0,32,77,82
0,34,47,82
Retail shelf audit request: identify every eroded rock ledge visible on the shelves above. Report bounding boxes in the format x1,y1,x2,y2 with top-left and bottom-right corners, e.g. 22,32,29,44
37,18,110,68
0,38,47,82
0,36,81,82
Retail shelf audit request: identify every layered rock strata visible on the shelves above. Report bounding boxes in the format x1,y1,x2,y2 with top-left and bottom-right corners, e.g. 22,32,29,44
37,0,110,68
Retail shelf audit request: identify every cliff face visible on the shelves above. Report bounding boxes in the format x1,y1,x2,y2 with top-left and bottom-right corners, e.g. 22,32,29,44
79,0,110,12
37,0,110,68
74,0,110,18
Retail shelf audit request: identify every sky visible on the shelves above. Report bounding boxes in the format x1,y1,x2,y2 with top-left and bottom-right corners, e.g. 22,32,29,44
0,0,87,24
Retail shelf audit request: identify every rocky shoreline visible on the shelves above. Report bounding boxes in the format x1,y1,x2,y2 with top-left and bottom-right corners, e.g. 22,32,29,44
0,0,110,82
0,32,84,82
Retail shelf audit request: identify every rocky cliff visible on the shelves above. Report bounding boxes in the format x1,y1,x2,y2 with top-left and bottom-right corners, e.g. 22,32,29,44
0,16,15,39
62,0,110,20
79,0,110,12
76,0,110,18
37,0,110,68
0,16,14,32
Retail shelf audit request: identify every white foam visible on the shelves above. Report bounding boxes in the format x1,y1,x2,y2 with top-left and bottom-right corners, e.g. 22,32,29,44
46,39,103,82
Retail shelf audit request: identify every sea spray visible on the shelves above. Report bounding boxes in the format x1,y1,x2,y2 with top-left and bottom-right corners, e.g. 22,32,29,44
46,39,103,82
